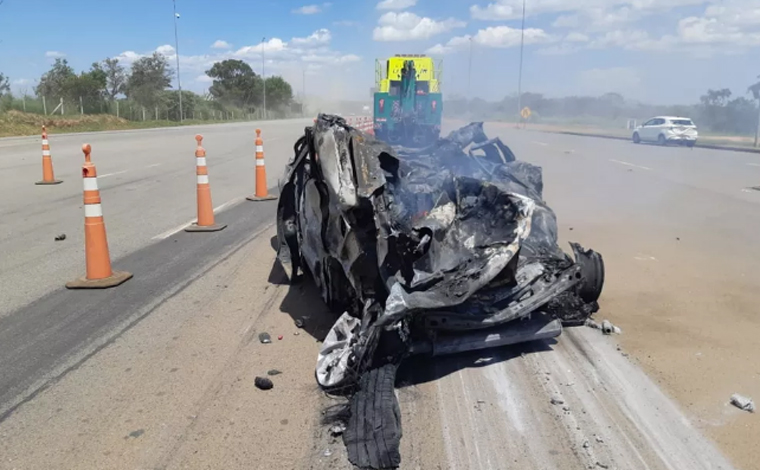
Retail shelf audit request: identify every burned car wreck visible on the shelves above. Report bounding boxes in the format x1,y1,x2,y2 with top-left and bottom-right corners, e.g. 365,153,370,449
275,115,604,468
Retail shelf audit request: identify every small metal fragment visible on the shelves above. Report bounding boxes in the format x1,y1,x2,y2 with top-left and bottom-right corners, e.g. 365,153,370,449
259,332,271,344
730,394,755,412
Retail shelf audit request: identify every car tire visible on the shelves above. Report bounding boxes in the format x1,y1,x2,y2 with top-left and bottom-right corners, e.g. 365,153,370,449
345,364,402,469
658,134,667,146
632,132,641,144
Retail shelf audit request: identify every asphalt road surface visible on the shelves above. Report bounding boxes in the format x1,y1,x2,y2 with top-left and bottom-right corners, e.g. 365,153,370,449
0,119,758,469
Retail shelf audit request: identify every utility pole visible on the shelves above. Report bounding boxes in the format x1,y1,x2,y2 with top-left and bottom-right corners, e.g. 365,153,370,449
261,37,267,119
303,67,306,117
173,0,183,122
516,0,526,127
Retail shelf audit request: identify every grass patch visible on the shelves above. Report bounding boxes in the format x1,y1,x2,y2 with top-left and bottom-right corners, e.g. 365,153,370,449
0,110,249,138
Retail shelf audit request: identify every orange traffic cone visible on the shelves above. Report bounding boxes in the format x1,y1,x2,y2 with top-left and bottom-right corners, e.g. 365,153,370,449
186,135,227,232
66,144,132,289
246,129,277,201
36,126,63,185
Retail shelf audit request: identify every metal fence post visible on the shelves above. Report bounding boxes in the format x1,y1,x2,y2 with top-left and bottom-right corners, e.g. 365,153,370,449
116,100,119,118
43,96,47,115
80,96,84,115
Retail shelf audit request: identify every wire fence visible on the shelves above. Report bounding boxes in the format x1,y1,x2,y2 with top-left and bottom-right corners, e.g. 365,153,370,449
1,94,296,121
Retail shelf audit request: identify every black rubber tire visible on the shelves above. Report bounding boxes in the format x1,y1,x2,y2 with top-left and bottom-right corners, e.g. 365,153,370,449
632,132,640,144
576,249,605,303
344,364,402,470
658,134,667,146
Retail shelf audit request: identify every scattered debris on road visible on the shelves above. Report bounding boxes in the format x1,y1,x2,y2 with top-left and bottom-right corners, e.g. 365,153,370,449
258,332,271,344
54,234,66,241
551,396,565,405
602,320,622,335
275,116,606,469
329,423,346,437
730,393,755,413
267,369,282,376
254,377,274,390
278,335,283,340
586,318,622,335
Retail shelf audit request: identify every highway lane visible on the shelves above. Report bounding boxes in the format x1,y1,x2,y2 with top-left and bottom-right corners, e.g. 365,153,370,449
397,122,760,469
0,118,312,318
1,120,758,469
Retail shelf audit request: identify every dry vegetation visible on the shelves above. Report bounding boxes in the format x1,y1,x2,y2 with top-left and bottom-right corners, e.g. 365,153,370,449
0,110,240,138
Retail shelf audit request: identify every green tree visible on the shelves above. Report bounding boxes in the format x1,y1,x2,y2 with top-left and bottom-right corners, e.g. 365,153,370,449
125,52,172,107
65,63,108,112
101,58,127,100
35,58,76,98
264,76,293,110
205,59,262,109
0,72,9,96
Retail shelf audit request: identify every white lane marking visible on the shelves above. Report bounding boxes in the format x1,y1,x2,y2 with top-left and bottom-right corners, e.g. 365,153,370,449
147,163,163,169
609,159,652,171
99,170,129,179
746,163,760,167
633,255,658,261
151,196,245,240
532,141,549,146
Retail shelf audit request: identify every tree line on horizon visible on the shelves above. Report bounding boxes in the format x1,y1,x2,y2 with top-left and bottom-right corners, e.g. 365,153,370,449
0,56,296,121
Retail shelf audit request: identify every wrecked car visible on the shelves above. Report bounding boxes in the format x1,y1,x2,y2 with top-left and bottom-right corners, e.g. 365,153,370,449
275,115,604,468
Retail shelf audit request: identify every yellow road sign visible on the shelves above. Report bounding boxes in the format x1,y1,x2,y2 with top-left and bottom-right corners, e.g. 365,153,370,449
520,107,531,119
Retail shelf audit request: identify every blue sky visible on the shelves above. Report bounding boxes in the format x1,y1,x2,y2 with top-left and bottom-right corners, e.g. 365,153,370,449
1,0,759,104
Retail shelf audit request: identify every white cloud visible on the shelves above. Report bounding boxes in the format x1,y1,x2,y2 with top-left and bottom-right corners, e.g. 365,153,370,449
428,25,552,53
234,38,289,58
376,0,417,10
45,51,66,59
292,4,329,14
12,78,31,85
196,75,213,83
565,32,589,42
576,67,641,95
291,29,332,47
470,2,520,20
211,40,232,49
475,25,552,47
373,12,466,41
155,44,176,56
302,53,361,64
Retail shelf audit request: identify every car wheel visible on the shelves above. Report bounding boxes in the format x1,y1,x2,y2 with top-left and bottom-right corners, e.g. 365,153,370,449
632,132,641,144
658,134,667,146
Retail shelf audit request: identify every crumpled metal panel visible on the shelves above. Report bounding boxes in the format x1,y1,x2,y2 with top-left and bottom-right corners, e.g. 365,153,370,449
275,115,604,392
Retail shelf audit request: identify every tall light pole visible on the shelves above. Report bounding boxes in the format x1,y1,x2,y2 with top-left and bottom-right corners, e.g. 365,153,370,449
516,0,526,126
261,37,267,119
302,67,307,117
173,0,183,122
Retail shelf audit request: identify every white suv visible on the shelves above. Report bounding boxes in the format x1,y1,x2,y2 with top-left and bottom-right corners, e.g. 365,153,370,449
632,116,698,147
